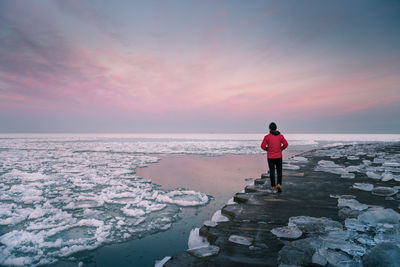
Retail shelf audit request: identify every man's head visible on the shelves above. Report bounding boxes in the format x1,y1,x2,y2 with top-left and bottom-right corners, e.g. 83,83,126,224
269,122,277,131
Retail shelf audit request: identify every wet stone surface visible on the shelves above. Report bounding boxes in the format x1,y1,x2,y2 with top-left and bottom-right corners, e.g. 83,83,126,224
165,142,400,266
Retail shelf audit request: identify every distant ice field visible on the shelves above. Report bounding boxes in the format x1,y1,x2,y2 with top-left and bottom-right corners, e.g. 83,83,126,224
0,134,399,266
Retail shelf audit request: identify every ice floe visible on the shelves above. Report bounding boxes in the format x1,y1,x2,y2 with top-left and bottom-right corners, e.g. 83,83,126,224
338,198,368,211
362,243,400,266
228,235,253,246
282,164,300,170
187,245,220,257
188,228,209,249
271,226,302,239
211,210,229,223
154,256,171,267
371,186,398,197
352,183,374,191
0,141,210,266
288,216,343,234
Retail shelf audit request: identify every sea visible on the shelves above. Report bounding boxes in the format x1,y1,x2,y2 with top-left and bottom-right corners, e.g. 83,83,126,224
0,133,399,266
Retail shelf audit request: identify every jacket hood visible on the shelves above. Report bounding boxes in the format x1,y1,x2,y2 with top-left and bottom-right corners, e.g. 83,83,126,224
270,130,280,136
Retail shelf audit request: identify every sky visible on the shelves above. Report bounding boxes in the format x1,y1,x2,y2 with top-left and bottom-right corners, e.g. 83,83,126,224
0,0,399,133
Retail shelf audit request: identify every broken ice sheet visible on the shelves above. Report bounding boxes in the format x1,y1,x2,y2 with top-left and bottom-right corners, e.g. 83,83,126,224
366,171,381,179
288,216,342,234
187,245,220,258
282,164,300,170
371,187,398,197
271,226,302,239
211,210,229,223
352,183,373,191
337,198,368,211
228,235,253,246
357,208,400,227
188,228,209,249
362,243,400,266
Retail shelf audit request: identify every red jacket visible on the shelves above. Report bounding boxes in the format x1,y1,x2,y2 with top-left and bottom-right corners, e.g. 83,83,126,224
261,132,288,159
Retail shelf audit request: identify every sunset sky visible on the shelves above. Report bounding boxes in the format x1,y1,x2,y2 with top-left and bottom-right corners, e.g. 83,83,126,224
0,0,399,133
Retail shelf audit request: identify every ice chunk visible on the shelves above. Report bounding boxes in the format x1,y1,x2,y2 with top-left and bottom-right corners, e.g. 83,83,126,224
347,156,359,160
338,198,368,211
288,216,342,234
357,208,400,227
362,159,371,165
187,245,219,258
188,228,209,249
228,235,253,246
155,256,171,267
362,243,400,267
371,187,398,197
374,228,400,244
283,164,300,170
352,183,373,191
345,218,369,232
340,243,367,257
211,210,229,223
340,173,355,179
325,250,353,267
373,158,385,164
271,226,302,239
383,161,400,167
204,220,217,227
291,156,308,162
381,172,393,182
156,190,209,206
366,171,381,179
318,160,340,167
356,235,376,247
312,248,328,266
278,237,322,266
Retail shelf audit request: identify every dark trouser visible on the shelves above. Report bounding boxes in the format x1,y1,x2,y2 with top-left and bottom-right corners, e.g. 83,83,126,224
268,157,282,187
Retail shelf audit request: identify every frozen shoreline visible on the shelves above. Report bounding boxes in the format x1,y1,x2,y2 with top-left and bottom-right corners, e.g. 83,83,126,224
163,142,400,266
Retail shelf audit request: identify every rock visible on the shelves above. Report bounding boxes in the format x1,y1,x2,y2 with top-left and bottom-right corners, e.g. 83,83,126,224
271,226,302,239
372,187,398,197
362,243,400,267
228,235,253,246
187,245,220,258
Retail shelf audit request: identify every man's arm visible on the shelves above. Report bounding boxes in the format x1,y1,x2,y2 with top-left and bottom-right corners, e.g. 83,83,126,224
281,135,288,150
261,136,267,151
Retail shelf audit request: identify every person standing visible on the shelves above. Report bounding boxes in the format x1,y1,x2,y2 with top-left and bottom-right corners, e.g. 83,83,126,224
261,122,288,192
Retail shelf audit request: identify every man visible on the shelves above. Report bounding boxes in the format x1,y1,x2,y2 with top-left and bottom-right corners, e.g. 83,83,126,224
261,122,288,192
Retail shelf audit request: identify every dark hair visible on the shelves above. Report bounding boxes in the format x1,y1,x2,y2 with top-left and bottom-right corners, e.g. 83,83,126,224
269,122,277,131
